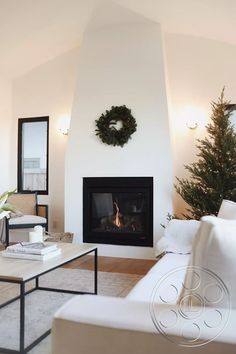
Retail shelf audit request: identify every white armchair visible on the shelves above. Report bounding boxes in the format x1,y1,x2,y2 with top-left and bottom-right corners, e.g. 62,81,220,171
5,193,48,246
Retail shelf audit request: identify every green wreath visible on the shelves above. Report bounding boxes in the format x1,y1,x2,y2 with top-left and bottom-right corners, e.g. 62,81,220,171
95,105,137,147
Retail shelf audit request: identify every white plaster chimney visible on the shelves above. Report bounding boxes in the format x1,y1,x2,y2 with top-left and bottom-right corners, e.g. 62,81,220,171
65,2,173,259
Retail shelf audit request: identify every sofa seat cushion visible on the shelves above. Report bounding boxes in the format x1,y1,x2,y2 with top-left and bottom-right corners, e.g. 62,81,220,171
9,215,46,226
127,254,190,303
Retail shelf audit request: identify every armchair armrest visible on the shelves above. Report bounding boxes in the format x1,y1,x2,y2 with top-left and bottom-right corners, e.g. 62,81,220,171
36,204,48,218
36,204,48,230
52,295,236,354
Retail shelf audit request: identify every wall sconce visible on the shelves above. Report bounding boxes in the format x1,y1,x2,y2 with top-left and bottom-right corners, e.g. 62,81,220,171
186,121,198,130
178,106,206,131
58,127,69,135
57,117,70,135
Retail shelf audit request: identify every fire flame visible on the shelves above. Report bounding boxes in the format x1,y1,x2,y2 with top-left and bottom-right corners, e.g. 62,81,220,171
114,201,122,228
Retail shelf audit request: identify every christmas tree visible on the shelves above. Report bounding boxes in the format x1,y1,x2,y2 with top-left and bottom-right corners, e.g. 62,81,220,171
175,89,236,219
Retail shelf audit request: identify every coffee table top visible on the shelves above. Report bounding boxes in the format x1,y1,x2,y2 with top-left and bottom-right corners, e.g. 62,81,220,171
0,243,97,282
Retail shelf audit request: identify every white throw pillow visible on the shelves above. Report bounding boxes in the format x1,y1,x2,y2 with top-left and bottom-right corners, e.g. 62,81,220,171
218,199,236,219
181,215,236,309
156,219,200,256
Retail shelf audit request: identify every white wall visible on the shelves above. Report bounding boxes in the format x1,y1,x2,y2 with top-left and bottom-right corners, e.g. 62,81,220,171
164,33,236,216
0,79,13,192
9,14,236,249
12,47,80,231
65,12,173,258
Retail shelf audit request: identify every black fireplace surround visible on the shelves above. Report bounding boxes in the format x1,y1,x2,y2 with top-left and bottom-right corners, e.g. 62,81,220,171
83,177,153,247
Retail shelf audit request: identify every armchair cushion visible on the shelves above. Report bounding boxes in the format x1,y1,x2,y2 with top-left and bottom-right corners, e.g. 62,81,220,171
9,215,46,226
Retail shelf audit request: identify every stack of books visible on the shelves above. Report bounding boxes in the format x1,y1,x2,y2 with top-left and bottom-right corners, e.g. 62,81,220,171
2,242,61,261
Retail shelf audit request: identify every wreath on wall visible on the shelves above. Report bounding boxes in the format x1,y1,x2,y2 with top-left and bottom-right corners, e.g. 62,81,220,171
95,105,137,147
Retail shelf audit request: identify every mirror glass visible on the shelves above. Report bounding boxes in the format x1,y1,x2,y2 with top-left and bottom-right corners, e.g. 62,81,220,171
18,117,49,194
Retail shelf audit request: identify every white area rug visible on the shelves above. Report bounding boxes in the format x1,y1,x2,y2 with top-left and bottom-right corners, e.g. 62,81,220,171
0,268,142,354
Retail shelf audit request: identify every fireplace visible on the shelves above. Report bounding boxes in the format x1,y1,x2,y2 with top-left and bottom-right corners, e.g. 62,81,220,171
83,177,153,247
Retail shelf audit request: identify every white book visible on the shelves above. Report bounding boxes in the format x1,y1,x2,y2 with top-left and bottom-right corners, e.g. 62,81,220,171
6,242,58,255
1,248,61,261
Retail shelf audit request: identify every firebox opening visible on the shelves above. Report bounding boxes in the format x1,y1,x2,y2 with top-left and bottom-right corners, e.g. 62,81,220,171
83,177,153,247
92,192,146,233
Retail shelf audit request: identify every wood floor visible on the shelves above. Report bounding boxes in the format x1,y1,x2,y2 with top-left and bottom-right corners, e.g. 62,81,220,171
0,245,157,276
64,255,157,275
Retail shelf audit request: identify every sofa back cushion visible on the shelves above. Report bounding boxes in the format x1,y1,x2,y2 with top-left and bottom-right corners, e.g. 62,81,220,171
180,216,236,309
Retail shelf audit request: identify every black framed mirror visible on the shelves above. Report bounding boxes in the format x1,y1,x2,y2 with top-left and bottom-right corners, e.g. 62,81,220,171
18,116,49,195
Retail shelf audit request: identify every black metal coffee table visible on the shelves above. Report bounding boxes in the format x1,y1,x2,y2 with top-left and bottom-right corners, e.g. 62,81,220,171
0,243,97,354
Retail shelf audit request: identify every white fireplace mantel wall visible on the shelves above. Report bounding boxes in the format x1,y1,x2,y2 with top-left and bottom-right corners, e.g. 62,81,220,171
65,5,173,258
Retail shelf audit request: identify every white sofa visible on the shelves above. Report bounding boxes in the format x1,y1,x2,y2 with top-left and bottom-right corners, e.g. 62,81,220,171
52,202,236,354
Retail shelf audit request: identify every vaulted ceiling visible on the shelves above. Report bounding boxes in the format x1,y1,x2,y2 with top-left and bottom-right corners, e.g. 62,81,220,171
0,0,235,79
